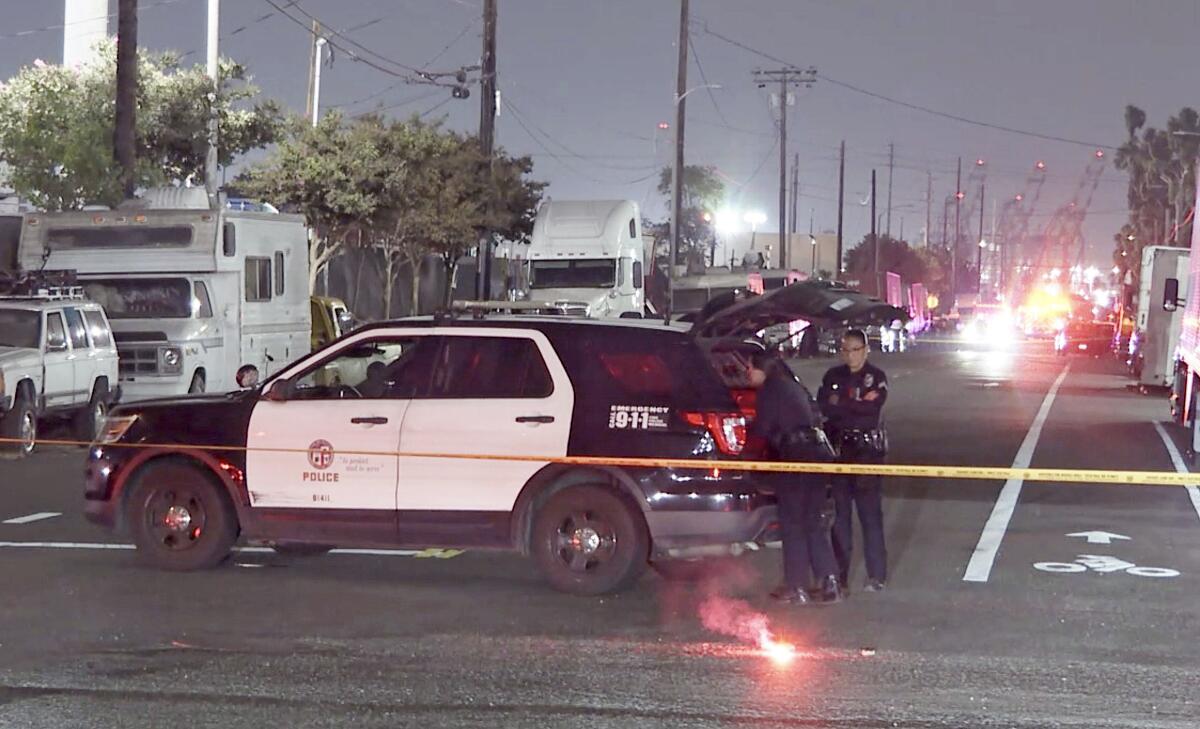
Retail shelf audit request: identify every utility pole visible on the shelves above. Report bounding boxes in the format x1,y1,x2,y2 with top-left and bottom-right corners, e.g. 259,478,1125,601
977,181,986,293
885,142,894,238
871,169,878,294
305,21,326,127
477,0,498,301
114,0,138,200
789,152,799,235
924,170,932,248
809,207,816,275
953,156,962,305
204,0,220,206
753,66,817,270
836,140,845,276
667,0,689,321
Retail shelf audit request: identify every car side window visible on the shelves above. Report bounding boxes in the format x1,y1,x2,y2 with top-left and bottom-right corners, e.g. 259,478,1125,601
63,307,90,349
429,336,554,399
632,260,643,289
83,310,113,348
45,313,68,351
291,336,439,400
245,257,271,302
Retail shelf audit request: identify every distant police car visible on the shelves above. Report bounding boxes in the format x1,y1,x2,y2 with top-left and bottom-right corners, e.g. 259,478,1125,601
84,283,904,594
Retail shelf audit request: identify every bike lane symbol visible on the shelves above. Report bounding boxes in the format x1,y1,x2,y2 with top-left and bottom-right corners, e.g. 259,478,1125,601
1034,554,1180,578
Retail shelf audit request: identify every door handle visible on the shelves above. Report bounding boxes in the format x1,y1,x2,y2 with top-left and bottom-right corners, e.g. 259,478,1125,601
350,416,388,425
515,415,555,424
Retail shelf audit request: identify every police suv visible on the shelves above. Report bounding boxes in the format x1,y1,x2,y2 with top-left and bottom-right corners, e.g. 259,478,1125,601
1,282,120,457
84,283,903,594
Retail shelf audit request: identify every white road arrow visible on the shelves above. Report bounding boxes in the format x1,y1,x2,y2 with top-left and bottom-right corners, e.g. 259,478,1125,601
1066,531,1131,545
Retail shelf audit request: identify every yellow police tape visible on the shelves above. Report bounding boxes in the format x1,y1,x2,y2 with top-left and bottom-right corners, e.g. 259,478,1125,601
1,436,1196,487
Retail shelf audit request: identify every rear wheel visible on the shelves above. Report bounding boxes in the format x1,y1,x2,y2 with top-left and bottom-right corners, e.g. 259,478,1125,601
531,485,649,595
1,394,36,459
126,460,238,571
73,383,109,443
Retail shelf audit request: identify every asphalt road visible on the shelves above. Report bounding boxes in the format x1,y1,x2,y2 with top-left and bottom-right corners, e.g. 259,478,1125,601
0,337,1197,728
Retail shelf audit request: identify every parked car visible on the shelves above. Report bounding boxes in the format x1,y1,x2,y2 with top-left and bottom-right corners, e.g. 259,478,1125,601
84,282,905,594
0,286,120,457
1055,320,1116,357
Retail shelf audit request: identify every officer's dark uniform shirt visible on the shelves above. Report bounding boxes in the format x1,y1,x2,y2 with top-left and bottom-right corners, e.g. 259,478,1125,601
817,362,888,434
751,362,822,443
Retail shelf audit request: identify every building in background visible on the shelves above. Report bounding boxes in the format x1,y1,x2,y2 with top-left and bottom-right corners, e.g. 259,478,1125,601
63,0,109,67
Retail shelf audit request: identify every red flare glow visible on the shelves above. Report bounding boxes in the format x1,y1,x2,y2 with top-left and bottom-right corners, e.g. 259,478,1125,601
699,594,797,666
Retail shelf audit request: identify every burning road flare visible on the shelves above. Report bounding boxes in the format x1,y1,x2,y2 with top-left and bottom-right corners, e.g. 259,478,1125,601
699,594,796,665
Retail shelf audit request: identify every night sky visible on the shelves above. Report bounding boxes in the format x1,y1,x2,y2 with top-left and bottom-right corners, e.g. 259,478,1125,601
3,0,1199,266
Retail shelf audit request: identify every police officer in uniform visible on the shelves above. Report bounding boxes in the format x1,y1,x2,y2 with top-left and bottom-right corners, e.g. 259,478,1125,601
818,329,889,592
747,349,842,605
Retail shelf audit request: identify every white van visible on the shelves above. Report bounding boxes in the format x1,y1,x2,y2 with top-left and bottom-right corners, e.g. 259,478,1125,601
526,200,644,318
19,201,310,400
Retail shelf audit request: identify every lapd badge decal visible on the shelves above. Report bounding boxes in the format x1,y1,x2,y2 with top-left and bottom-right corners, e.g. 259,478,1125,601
863,373,874,388
308,439,335,470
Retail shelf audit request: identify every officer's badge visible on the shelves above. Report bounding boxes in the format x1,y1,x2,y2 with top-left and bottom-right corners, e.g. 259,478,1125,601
863,373,874,388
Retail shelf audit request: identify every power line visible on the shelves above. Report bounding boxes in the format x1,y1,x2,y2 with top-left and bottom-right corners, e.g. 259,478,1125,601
273,0,427,76
687,36,729,127
262,0,462,88
419,96,454,119
422,20,478,70
691,21,1117,151
502,99,657,172
349,89,443,118
504,99,658,185
0,0,186,42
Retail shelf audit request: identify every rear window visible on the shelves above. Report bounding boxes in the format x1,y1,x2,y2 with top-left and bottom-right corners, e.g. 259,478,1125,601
558,330,734,408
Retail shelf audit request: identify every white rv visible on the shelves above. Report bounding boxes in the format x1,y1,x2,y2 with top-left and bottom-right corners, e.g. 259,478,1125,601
1135,245,1190,388
19,194,310,400
525,200,644,318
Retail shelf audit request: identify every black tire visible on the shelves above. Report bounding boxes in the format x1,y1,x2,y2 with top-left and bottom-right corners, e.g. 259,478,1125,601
650,557,739,582
73,382,109,443
188,371,206,394
530,484,649,595
1,394,36,459
271,543,332,558
125,460,238,571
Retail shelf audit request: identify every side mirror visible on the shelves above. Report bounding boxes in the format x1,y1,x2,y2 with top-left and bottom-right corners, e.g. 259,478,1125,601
263,378,294,402
1163,278,1180,312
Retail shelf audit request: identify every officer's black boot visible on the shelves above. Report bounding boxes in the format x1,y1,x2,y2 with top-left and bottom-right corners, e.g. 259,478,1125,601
815,575,844,604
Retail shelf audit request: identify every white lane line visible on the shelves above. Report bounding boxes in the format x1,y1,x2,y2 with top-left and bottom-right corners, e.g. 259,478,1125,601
2,512,62,525
0,542,463,558
1152,422,1200,524
963,364,1070,583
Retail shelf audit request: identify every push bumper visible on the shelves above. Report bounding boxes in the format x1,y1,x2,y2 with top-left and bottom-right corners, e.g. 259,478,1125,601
83,448,122,529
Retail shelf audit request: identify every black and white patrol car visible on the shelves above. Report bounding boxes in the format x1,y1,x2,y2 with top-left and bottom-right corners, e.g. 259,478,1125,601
84,282,903,594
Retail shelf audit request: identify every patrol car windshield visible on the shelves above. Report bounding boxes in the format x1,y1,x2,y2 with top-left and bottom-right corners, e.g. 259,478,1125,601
82,278,194,319
529,259,616,289
0,309,40,349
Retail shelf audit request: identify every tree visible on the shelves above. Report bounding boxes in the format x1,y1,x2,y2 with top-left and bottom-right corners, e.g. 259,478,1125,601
235,112,385,294
1113,105,1200,287
0,40,281,210
239,113,543,311
654,164,725,269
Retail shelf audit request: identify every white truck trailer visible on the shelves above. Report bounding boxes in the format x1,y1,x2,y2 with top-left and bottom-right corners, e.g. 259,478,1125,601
1134,245,1189,388
525,200,644,318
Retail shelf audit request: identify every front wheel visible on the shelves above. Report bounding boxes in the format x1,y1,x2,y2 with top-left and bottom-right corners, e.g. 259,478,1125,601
531,485,649,595
1,396,36,459
126,460,238,571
